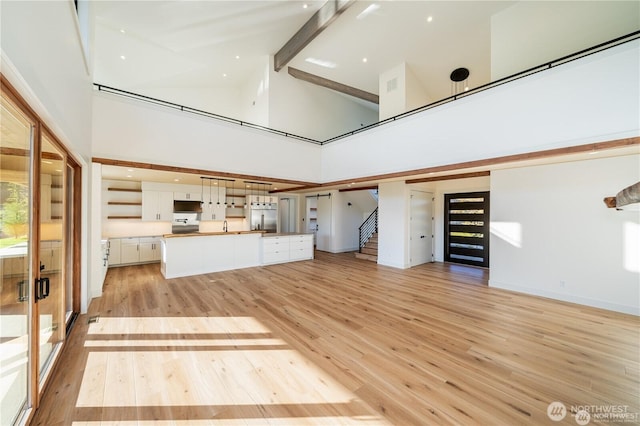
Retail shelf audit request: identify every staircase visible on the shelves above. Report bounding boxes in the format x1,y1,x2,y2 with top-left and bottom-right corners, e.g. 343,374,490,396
355,232,378,262
355,208,378,262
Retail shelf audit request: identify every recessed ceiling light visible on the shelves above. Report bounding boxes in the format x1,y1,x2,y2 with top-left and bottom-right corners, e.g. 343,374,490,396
222,73,227,77
126,175,132,178
362,57,368,63
357,4,380,20
120,28,126,34
120,55,126,60
305,57,337,69
127,169,133,172
42,160,53,164
235,55,240,59
303,4,308,8
427,16,433,23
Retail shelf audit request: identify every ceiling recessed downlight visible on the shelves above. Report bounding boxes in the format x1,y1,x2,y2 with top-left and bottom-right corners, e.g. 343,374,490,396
427,16,433,23
120,55,126,60
362,57,368,63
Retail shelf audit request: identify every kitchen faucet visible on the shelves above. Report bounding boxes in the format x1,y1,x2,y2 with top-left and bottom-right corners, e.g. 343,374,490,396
223,220,228,232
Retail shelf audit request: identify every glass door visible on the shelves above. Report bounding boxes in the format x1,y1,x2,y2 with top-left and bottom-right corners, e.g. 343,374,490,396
0,91,34,425
37,133,66,378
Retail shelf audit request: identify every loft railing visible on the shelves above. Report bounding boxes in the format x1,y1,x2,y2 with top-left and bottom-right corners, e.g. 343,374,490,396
359,207,378,253
93,84,322,145
324,30,640,144
94,30,639,146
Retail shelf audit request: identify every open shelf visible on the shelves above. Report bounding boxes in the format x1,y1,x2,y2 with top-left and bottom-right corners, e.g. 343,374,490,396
108,202,143,206
108,187,142,192
107,215,143,219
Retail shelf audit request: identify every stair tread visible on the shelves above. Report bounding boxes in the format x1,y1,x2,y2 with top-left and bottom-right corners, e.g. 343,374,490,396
355,252,378,262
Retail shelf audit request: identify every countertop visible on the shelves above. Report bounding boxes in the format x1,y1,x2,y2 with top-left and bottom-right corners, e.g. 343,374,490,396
261,232,314,237
163,230,266,239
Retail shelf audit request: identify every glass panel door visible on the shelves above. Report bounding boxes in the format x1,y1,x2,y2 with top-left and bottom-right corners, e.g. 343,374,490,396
38,134,65,378
0,93,34,425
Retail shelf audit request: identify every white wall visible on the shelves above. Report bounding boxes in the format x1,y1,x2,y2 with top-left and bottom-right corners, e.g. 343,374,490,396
92,91,322,183
491,1,640,80
321,41,640,183
490,155,640,315
379,63,430,121
239,57,270,127
268,57,378,142
1,0,94,312
378,181,410,269
330,191,370,253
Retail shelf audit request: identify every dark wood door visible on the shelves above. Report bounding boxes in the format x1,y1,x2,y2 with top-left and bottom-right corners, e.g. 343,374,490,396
444,191,490,268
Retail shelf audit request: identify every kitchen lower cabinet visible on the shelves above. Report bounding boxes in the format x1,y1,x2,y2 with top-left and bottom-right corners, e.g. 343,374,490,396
261,234,314,265
139,237,161,262
109,237,161,266
108,239,121,265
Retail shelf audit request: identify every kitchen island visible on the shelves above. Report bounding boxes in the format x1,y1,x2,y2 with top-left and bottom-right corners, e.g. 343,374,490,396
160,231,313,279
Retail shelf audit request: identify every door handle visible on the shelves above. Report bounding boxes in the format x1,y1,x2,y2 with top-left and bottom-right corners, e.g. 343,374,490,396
35,277,50,300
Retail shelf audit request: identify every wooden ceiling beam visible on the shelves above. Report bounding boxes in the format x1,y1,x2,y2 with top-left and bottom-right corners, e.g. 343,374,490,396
604,181,640,209
406,171,490,184
274,0,354,72
288,67,379,104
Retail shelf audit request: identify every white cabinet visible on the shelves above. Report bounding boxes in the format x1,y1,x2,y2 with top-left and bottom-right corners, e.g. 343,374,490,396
120,237,141,264
142,191,173,221
108,239,121,265
139,237,161,262
109,237,162,266
289,234,314,261
261,234,313,265
173,191,201,201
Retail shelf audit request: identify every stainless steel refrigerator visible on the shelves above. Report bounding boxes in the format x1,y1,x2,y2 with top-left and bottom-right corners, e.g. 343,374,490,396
250,204,277,233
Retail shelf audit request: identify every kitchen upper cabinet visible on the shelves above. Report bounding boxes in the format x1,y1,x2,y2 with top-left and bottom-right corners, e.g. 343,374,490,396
142,191,173,221
173,191,201,201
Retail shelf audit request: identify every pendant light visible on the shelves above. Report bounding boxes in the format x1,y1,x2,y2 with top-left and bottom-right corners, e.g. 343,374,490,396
231,180,235,207
216,179,221,206
200,178,204,207
224,180,228,206
209,179,213,210
450,67,470,95
262,183,266,206
244,182,248,208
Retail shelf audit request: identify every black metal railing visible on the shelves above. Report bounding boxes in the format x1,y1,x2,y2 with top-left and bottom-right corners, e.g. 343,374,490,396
324,30,640,144
94,30,639,146
359,207,378,253
93,84,322,145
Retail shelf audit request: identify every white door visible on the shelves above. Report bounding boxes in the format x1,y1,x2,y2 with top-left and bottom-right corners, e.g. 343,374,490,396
410,190,434,267
280,197,296,233
316,195,332,252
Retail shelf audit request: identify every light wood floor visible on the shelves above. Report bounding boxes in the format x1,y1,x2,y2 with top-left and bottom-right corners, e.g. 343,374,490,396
32,252,639,425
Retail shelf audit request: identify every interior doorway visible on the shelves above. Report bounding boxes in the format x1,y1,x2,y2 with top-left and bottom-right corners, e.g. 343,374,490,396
444,191,490,268
410,190,434,267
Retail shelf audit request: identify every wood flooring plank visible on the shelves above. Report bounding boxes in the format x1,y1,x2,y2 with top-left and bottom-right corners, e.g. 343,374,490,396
31,252,640,425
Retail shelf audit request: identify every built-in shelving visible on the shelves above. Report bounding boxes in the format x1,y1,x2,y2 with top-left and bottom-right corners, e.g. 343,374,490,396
104,181,144,220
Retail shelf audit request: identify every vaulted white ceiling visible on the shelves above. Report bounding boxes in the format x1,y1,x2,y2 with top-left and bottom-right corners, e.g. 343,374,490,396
92,0,638,110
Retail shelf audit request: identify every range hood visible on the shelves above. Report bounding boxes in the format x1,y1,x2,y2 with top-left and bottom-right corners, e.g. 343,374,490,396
173,200,202,213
